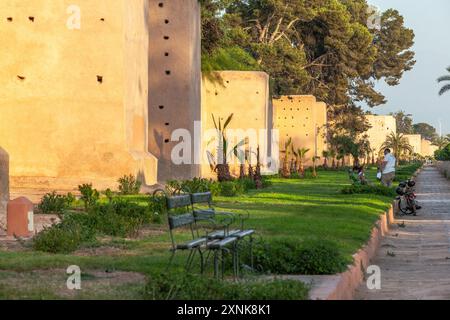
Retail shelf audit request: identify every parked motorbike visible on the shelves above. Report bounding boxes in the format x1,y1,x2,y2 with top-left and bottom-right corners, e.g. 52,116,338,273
396,180,422,216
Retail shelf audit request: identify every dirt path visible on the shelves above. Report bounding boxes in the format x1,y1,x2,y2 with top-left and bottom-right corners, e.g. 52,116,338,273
355,166,450,300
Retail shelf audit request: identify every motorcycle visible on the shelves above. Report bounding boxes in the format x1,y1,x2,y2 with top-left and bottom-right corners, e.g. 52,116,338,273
396,180,421,216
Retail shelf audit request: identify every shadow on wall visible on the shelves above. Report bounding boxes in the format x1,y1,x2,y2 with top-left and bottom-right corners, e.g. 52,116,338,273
147,0,202,182
0,147,9,230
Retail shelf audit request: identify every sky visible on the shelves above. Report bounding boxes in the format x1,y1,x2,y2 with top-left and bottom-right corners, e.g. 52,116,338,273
364,0,450,135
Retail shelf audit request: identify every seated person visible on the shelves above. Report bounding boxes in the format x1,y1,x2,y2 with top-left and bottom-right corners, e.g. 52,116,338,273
351,165,368,185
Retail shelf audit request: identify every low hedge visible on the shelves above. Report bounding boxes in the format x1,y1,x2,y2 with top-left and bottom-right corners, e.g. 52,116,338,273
33,199,162,253
242,239,349,275
144,273,309,300
341,184,397,197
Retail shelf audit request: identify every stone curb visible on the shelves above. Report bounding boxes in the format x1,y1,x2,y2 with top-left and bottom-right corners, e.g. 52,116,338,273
307,205,394,300
307,166,422,300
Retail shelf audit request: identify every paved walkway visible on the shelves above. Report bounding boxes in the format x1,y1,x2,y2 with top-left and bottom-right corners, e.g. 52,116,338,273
355,166,450,300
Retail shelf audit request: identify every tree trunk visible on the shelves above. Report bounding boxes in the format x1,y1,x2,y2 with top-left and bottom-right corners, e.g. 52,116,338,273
281,157,290,178
299,160,305,178
217,164,232,182
239,164,246,179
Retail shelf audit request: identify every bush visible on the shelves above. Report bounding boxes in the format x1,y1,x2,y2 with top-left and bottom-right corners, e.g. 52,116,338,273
37,191,75,215
78,184,100,211
239,177,256,192
219,181,241,197
144,273,309,300
118,175,142,195
33,199,158,253
32,212,96,254
341,184,396,197
89,200,154,238
435,144,450,161
243,239,348,275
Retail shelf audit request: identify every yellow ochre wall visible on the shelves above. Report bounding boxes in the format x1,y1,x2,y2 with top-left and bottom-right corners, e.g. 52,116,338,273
0,0,157,194
201,71,271,179
365,115,397,158
273,95,327,167
403,134,422,155
421,139,438,157
148,0,202,183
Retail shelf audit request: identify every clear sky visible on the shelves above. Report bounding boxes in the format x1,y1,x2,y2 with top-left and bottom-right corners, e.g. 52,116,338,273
364,0,450,135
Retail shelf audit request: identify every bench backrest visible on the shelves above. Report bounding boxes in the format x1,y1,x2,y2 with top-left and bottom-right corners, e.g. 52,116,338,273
167,194,192,210
168,213,195,230
191,192,212,206
166,195,194,231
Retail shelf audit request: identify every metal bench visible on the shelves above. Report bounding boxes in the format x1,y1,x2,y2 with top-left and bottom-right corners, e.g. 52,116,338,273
191,192,255,276
166,194,206,273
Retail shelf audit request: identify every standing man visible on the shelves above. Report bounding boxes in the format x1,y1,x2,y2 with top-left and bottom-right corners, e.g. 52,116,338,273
381,148,396,187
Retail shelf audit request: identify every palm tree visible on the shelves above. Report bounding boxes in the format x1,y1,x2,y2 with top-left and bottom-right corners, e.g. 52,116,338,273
311,156,320,178
207,113,246,182
322,150,331,168
296,148,310,177
381,132,413,165
438,66,450,96
329,149,337,169
432,136,450,150
280,138,293,178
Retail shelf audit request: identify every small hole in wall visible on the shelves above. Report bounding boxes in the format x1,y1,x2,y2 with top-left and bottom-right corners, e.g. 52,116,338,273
164,139,170,143
17,75,26,81
159,3,164,8
164,36,170,40
165,70,171,75
100,18,105,21
159,105,164,110
164,52,169,57
28,16,35,22
165,123,170,126
165,19,169,24
97,75,103,83
7,17,13,22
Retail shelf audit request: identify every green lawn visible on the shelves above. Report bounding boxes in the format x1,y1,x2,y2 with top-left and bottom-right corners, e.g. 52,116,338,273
0,167,395,299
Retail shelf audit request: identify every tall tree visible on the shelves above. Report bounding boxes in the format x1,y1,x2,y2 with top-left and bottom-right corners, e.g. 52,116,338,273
432,136,450,151
390,111,414,134
437,66,450,96
413,123,437,141
381,132,413,165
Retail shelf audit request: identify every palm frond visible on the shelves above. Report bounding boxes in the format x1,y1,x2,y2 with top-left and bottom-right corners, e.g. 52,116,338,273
437,75,450,83
223,113,234,130
211,114,219,131
439,84,450,96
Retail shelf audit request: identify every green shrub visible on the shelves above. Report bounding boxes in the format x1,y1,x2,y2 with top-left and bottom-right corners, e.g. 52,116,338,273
118,175,142,195
219,181,240,197
89,200,153,238
181,178,211,193
435,144,450,160
208,181,222,197
32,212,96,254
78,184,100,211
33,224,82,254
261,176,273,188
144,273,309,300
37,191,75,215
244,239,348,275
239,177,256,191
341,184,396,197
149,194,167,224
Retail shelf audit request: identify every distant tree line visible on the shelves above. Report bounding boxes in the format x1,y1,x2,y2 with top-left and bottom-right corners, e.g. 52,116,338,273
200,0,416,162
